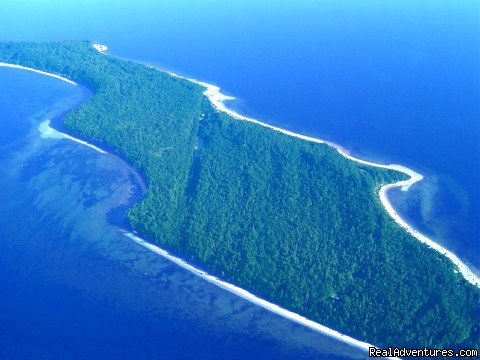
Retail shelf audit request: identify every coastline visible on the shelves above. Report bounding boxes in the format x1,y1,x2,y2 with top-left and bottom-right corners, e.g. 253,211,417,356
38,119,107,154
124,231,398,358
157,67,480,288
0,63,106,156
0,44,477,354
0,62,77,85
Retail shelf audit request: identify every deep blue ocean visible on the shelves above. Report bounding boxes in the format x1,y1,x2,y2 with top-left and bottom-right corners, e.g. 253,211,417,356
0,1,478,358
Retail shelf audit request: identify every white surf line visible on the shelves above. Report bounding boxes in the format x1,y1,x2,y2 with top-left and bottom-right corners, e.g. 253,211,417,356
0,61,77,85
38,119,107,154
158,70,480,288
124,231,398,359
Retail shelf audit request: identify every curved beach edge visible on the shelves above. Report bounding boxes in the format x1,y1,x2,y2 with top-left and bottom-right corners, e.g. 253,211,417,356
0,63,107,155
0,61,78,85
38,119,107,154
153,64,480,289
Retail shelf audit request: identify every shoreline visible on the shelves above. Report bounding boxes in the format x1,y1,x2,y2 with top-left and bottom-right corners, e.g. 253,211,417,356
0,63,106,156
124,231,397,358
157,67,480,288
38,119,107,154
0,62,77,85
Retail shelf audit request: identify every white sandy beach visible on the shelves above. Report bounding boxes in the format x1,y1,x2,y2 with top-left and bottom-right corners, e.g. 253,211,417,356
124,231,398,359
0,62,77,85
38,119,107,154
179,75,480,289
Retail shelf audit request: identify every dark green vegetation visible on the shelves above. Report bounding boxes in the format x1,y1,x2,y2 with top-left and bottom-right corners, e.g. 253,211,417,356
1,41,478,348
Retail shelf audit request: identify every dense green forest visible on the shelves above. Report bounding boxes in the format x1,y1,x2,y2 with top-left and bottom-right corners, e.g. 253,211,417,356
0,41,478,349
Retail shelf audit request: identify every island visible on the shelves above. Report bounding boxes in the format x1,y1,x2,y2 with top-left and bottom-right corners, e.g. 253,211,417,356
0,40,478,350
